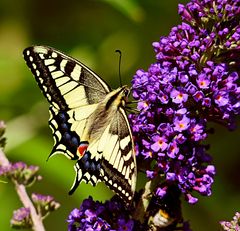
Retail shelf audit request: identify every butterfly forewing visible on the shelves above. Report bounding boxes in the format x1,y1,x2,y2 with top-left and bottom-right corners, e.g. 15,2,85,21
23,45,137,203
23,46,111,110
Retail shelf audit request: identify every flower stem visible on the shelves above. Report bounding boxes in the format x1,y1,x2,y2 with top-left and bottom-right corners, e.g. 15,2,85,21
0,148,45,231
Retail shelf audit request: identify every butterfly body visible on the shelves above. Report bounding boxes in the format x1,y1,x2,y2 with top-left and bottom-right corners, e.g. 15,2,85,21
80,85,129,144
23,46,136,202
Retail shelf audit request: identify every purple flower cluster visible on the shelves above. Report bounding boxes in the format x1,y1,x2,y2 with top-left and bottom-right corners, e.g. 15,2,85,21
220,212,240,230
67,196,138,231
130,0,240,203
10,207,32,229
31,193,60,216
0,161,41,186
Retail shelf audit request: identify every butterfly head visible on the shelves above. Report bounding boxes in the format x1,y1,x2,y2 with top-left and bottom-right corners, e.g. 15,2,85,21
119,85,130,107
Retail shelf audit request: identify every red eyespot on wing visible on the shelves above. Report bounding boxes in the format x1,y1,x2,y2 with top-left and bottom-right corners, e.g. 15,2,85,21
77,142,89,157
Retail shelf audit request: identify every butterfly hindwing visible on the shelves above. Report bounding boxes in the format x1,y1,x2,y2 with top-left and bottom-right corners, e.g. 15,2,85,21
23,45,137,202
69,108,136,201
48,106,80,160
100,108,136,201
49,103,99,159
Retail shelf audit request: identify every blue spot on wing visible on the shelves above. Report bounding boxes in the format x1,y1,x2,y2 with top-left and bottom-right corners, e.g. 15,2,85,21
49,109,81,160
68,151,101,195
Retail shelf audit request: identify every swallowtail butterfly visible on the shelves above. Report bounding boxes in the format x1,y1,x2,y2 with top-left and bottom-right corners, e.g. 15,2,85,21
23,46,137,202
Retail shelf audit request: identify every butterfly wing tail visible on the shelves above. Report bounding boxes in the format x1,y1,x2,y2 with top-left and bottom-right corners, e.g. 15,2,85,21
69,151,102,195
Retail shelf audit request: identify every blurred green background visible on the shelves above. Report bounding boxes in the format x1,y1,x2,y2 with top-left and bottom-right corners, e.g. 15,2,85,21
0,0,240,230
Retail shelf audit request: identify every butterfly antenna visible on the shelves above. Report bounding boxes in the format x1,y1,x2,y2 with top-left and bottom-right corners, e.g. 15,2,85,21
115,49,122,86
